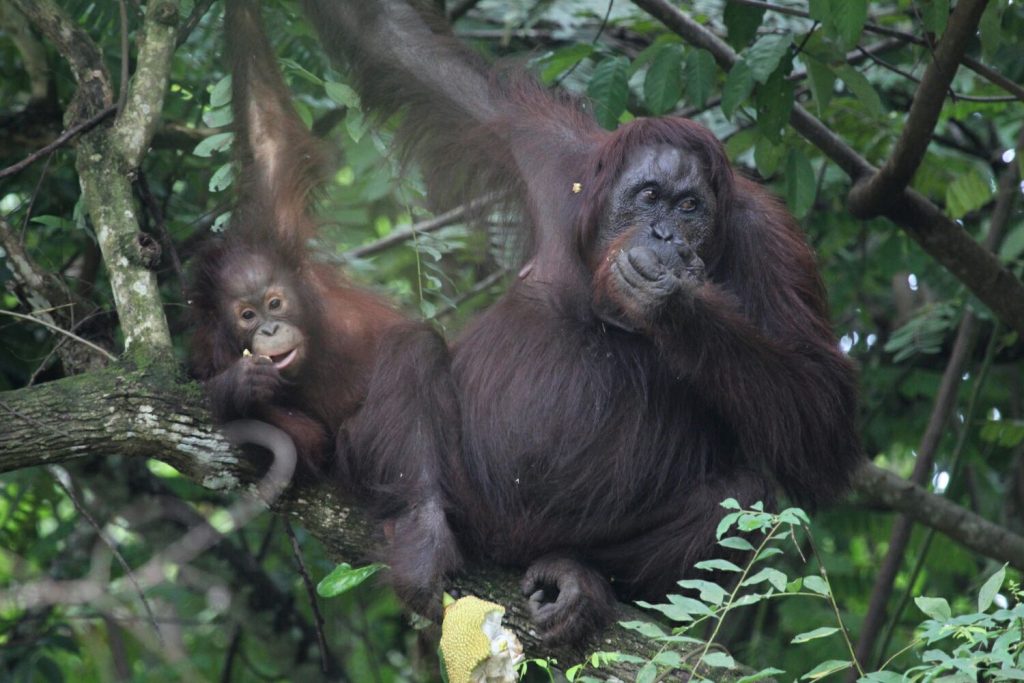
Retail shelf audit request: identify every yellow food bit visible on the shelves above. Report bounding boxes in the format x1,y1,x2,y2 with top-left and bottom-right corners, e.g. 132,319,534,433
572,182,582,194
440,596,523,683
242,349,252,357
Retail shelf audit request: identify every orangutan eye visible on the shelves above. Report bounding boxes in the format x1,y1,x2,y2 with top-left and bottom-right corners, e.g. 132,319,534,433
268,298,282,310
679,197,698,212
241,309,256,321
640,187,659,203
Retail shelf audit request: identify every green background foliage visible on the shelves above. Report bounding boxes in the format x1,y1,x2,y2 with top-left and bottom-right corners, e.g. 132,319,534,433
1,0,1023,680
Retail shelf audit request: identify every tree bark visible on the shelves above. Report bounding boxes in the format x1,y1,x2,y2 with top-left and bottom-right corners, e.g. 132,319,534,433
0,362,749,681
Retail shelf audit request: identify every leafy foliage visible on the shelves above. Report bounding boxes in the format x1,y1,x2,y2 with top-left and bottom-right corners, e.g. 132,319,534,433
1,0,1023,681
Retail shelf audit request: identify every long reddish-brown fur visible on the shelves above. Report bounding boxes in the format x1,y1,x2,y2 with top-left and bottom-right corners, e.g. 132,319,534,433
189,0,460,614
301,0,862,644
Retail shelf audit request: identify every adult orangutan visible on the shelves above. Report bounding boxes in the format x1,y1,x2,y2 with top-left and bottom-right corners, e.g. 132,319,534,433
301,0,862,644
188,0,460,614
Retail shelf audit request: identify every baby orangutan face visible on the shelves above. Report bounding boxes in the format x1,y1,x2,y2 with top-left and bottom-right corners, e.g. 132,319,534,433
221,252,307,377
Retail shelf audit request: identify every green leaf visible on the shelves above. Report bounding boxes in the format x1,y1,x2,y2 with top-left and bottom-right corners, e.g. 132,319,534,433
540,44,595,84
695,558,743,572
316,562,385,598
29,215,75,231
721,498,742,510
858,673,906,683
742,567,788,592
946,168,994,218
209,75,232,108
745,34,792,84
666,593,715,615
791,627,840,644
980,419,1024,447
635,601,696,622
203,105,233,128
718,536,755,552
721,61,755,119
801,660,853,680
724,1,766,49
803,575,830,596
755,64,795,143
808,0,830,23
755,136,784,178
804,56,835,116
644,45,683,115
652,651,682,668
915,596,952,621
830,0,867,50
325,81,360,108
737,668,786,683
193,131,234,158
636,662,658,683
619,620,667,638
920,0,949,37
716,512,741,539
978,564,1007,612
209,162,235,193
703,652,737,668
684,49,716,110
784,148,817,218
677,579,728,605
835,65,884,116
588,57,631,130
978,2,1005,60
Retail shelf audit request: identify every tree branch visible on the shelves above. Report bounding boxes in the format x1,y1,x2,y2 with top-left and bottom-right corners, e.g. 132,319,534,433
112,1,179,167
847,0,989,218
853,462,1024,570
13,0,176,358
630,0,1024,338
0,365,738,682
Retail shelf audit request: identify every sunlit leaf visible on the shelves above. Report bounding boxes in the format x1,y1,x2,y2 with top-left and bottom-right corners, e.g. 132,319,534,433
801,660,852,680
803,575,830,596
695,559,743,572
791,627,840,644
316,562,385,597
193,132,234,158
915,596,952,621
703,651,736,668
978,564,1007,612
737,667,786,683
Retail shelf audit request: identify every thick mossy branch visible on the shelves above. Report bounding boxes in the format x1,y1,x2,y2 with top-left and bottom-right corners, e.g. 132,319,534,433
14,0,176,360
0,365,735,682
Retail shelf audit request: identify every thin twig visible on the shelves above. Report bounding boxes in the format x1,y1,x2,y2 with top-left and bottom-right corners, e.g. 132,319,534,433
436,268,509,319
555,0,615,86
177,0,217,47
340,195,497,260
0,309,118,361
0,105,117,181
136,170,185,296
48,464,163,641
284,520,332,675
732,0,1024,102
